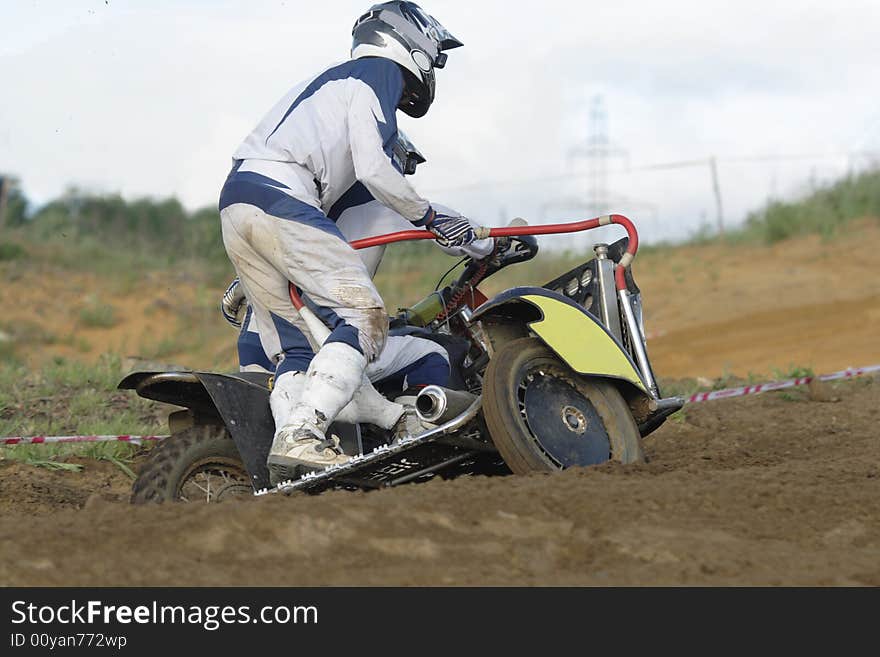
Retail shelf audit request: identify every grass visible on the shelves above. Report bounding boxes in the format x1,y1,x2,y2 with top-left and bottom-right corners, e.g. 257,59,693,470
78,295,119,328
658,364,815,400
3,441,140,478
772,365,815,379
0,353,166,476
729,168,880,245
0,319,58,346
18,458,84,472
659,361,822,421
0,353,169,451
0,242,26,261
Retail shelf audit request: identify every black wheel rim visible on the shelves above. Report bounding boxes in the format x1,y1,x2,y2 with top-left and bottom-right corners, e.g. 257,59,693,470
517,366,612,468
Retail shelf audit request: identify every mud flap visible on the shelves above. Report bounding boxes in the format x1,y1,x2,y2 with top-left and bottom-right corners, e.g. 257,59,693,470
195,373,361,492
196,373,275,491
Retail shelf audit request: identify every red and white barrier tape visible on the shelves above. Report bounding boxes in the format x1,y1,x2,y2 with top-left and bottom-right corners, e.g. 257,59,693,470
1,434,167,446
2,365,878,445
686,364,880,404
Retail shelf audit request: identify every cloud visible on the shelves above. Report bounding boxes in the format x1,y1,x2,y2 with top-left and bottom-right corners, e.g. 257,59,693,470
1,0,878,241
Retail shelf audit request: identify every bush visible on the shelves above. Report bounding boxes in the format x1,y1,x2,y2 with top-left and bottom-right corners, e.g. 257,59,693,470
0,243,25,261
78,297,119,328
22,188,228,267
742,168,880,244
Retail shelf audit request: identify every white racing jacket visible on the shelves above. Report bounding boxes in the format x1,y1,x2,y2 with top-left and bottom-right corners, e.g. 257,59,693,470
229,57,432,226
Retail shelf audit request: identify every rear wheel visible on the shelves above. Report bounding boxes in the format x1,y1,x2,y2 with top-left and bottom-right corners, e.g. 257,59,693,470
130,425,252,504
483,337,643,474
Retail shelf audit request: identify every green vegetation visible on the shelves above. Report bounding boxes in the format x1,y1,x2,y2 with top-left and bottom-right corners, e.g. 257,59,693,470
8,187,233,279
0,242,26,261
5,166,877,307
2,441,140,478
735,167,880,244
772,365,815,379
0,353,169,438
0,354,168,473
78,296,119,328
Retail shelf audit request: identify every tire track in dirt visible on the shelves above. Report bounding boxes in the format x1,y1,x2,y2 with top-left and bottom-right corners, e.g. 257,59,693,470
650,295,880,379
1,377,877,586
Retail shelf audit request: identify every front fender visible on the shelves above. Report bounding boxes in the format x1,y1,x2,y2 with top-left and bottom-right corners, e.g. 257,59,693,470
472,287,649,395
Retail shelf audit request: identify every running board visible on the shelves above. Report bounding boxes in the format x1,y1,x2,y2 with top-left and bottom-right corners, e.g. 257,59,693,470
255,397,483,495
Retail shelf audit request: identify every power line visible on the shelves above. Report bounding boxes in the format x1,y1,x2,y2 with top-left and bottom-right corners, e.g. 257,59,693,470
422,150,880,195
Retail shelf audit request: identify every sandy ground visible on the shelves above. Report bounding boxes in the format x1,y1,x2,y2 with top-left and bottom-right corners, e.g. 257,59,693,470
1,220,879,586
0,376,877,586
639,220,880,378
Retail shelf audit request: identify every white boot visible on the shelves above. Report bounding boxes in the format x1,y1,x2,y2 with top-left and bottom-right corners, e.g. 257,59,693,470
269,370,307,431
270,367,404,433
268,342,364,483
336,377,404,429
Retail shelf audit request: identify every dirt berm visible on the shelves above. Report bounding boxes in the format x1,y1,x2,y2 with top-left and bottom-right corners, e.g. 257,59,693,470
1,376,877,586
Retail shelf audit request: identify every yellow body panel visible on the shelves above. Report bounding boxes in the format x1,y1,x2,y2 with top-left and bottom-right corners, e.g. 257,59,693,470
523,294,647,393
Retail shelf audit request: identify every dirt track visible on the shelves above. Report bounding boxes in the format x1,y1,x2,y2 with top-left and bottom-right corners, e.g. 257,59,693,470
0,375,877,586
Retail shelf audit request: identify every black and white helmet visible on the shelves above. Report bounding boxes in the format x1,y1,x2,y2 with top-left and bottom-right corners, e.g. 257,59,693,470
352,2,462,118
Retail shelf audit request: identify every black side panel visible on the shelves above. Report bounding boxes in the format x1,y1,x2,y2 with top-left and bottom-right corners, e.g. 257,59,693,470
195,373,275,491
195,372,362,492
541,236,639,311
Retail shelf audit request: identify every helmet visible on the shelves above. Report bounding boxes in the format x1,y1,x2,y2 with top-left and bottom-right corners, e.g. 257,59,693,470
352,2,462,118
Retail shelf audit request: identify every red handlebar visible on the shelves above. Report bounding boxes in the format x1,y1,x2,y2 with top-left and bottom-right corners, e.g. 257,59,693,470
291,214,639,309
348,214,639,290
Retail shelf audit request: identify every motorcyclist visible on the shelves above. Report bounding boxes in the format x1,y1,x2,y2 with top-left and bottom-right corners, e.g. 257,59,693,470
222,131,492,397
219,2,478,484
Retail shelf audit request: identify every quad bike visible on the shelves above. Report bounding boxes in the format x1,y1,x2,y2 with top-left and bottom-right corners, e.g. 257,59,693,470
121,215,683,503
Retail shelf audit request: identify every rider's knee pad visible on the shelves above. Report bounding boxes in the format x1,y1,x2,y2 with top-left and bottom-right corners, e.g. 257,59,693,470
354,307,388,362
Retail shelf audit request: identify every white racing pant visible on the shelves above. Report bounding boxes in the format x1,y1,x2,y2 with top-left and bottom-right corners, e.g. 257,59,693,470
221,202,389,436
234,199,453,390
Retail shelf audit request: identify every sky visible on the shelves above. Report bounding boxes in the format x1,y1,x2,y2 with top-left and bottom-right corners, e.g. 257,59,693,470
2,0,879,245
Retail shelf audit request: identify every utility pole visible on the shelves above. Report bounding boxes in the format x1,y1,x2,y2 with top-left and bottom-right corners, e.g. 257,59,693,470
708,156,724,236
0,176,8,230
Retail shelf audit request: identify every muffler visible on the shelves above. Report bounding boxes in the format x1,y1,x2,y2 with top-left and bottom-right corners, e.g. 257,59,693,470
415,386,477,424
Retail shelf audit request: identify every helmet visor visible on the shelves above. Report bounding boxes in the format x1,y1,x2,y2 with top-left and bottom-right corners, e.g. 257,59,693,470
401,3,463,51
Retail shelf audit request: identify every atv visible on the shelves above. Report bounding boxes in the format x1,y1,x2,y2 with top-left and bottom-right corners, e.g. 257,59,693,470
121,215,682,503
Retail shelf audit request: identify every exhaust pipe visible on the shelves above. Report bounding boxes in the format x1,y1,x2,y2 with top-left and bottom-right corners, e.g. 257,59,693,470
415,386,477,424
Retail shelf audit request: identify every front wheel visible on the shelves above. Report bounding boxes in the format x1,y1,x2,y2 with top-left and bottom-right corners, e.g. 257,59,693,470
482,337,644,474
130,425,252,504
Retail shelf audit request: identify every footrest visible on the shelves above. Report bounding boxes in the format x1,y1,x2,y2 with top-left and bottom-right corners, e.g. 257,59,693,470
255,397,483,495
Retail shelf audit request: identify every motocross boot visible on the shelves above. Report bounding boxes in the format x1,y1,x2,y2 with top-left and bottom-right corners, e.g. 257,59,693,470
267,421,350,485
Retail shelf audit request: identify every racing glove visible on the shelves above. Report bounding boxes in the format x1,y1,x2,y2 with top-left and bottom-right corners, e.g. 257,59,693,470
424,208,476,248
428,204,493,259
220,277,246,327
